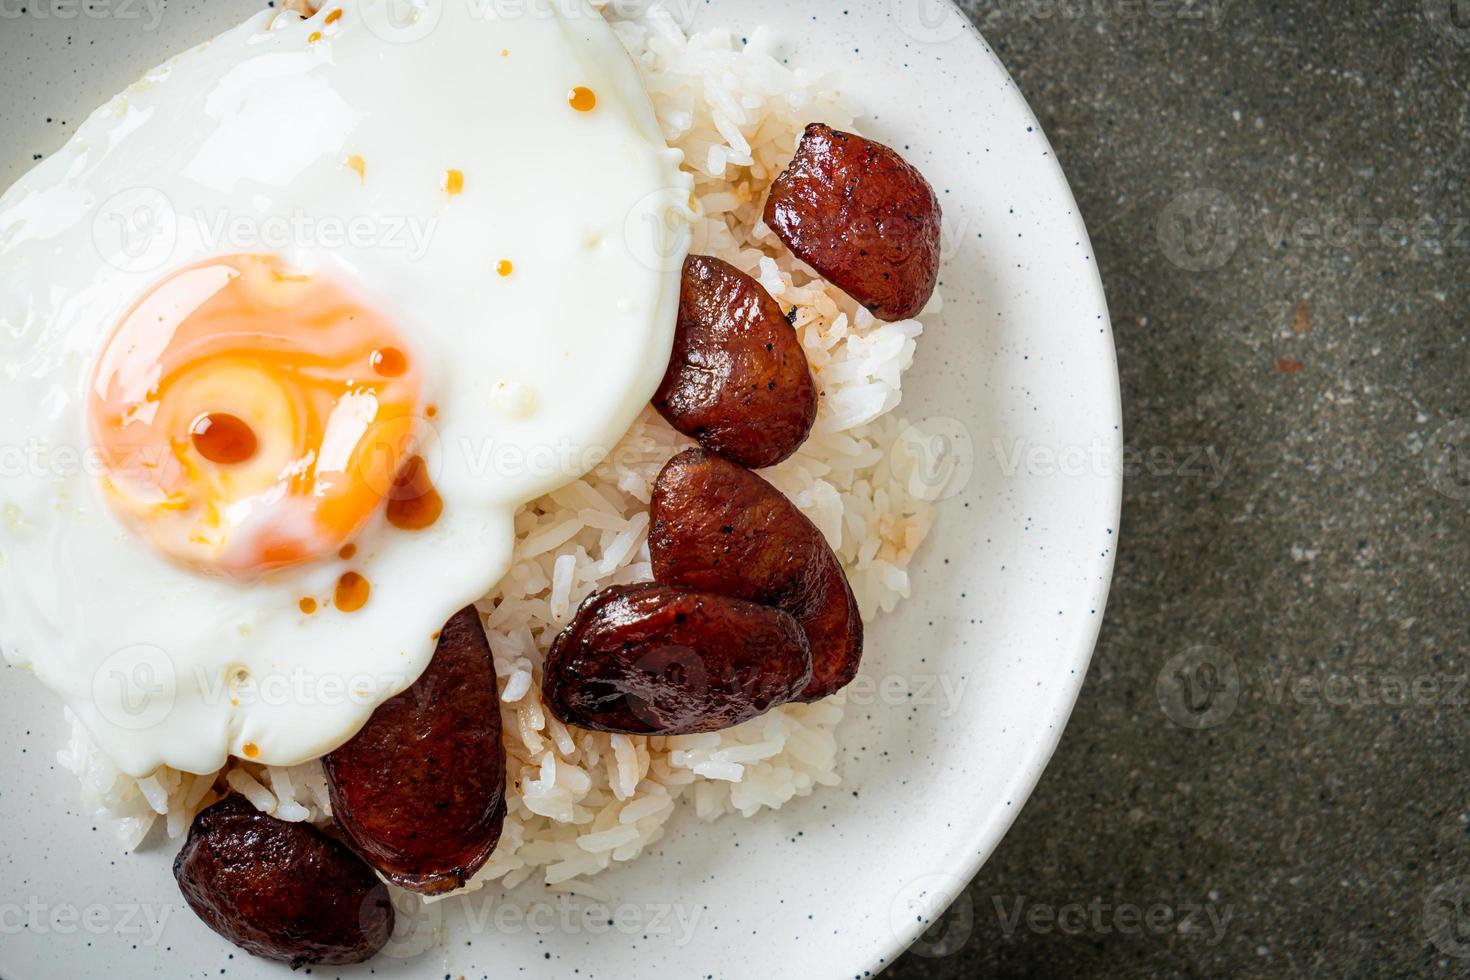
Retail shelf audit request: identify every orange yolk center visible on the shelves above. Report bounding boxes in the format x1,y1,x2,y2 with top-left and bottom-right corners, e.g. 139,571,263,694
88,253,423,578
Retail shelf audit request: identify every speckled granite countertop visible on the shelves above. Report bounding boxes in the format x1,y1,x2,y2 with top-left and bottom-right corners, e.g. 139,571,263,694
890,1,1470,976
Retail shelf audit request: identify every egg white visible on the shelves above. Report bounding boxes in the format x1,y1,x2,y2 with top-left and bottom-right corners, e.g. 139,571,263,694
0,0,692,777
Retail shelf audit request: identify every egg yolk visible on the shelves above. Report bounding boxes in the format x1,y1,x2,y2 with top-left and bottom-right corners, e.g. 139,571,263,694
88,253,423,578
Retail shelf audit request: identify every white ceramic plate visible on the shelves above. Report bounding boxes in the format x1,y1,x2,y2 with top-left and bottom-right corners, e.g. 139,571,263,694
0,1,1120,977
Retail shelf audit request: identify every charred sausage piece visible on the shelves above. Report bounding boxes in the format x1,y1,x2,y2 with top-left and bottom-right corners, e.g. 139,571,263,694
764,123,942,321
653,255,818,469
544,583,812,735
649,449,862,701
324,606,506,896
173,794,393,968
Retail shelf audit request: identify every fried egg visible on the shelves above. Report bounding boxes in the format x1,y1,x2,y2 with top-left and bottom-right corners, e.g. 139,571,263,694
0,0,692,777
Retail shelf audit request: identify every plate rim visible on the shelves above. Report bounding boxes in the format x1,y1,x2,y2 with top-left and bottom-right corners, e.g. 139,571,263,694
861,2,1122,972
0,1,1124,975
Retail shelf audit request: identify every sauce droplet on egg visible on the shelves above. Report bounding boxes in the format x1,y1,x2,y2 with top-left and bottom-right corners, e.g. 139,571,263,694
443,169,464,195
497,259,514,277
568,86,597,112
370,346,408,378
335,571,371,612
344,154,366,181
243,742,260,759
325,7,343,23
386,455,443,531
299,597,317,615
307,31,323,44
191,413,258,465
338,543,356,560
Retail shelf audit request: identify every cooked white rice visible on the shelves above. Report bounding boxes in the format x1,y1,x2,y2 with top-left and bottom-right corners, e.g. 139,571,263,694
58,0,946,898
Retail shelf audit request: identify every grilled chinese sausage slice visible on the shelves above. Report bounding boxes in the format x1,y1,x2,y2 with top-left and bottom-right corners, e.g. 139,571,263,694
653,255,818,469
174,795,393,969
650,449,862,702
544,583,812,735
324,606,506,896
764,123,942,322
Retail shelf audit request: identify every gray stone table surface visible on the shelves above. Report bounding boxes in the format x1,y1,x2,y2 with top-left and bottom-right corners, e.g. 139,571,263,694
890,1,1469,977
0,2,1464,979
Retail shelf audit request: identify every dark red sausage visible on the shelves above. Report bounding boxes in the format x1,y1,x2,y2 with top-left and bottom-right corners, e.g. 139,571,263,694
173,794,393,968
764,123,942,321
653,255,818,468
543,583,812,735
324,607,506,895
649,449,862,701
